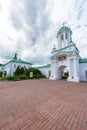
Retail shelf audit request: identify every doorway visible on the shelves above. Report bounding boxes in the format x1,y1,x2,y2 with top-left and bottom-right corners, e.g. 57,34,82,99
58,65,69,80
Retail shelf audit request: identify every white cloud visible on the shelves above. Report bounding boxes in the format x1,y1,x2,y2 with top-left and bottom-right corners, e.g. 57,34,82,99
0,0,87,64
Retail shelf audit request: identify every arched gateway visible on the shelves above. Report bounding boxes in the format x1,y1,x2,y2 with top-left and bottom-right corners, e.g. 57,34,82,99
50,24,79,82
58,65,67,80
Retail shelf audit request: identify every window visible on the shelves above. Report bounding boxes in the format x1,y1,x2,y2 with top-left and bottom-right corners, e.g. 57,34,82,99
14,64,16,68
58,55,66,61
66,33,67,39
61,35,63,40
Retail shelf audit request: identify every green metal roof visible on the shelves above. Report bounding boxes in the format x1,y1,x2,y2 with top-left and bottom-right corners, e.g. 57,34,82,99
11,58,32,65
4,53,32,66
79,58,87,63
11,53,32,65
32,64,51,69
57,25,72,35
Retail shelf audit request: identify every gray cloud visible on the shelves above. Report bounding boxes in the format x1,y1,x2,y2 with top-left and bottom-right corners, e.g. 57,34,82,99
10,13,23,30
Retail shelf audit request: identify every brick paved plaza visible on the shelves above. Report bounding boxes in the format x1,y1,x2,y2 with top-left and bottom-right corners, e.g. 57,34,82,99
0,79,87,130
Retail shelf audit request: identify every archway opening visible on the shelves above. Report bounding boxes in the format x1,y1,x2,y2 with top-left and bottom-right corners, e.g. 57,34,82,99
58,65,69,80
85,70,87,81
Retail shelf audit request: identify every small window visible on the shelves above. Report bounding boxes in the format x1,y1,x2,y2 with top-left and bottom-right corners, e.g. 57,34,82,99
66,33,67,39
14,64,16,68
61,35,63,40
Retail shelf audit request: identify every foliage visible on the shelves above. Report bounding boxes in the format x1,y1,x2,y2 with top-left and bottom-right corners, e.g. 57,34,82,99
63,71,69,78
14,66,46,80
25,67,46,79
20,67,25,74
14,66,21,75
0,77,7,81
0,71,3,77
0,66,46,81
19,75,28,79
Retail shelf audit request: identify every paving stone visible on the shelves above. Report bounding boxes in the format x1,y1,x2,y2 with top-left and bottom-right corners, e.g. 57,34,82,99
0,79,87,130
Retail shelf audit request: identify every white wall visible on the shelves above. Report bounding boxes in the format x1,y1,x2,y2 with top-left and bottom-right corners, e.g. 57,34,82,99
0,66,3,71
39,67,51,78
79,63,87,81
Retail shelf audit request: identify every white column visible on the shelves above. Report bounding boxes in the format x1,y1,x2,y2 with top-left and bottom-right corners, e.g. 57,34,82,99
63,32,66,48
73,57,79,82
74,58,78,77
53,60,58,80
67,59,72,81
57,35,62,50
68,32,70,45
50,61,54,79
50,60,58,80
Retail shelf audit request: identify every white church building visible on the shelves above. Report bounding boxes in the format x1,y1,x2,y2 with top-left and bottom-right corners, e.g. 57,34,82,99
0,53,32,76
0,24,87,82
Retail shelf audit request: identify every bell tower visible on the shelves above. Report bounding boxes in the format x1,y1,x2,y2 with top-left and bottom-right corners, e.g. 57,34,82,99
56,23,72,50
50,23,80,82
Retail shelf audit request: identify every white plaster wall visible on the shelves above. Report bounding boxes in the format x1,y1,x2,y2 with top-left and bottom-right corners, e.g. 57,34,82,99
0,67,3,71
57,60,68,68
79,63,87,81
39,67,51,78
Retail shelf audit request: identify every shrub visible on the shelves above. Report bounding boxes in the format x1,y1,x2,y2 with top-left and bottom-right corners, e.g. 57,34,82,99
0,71,3,77
0,77,7,81
13,67,46,80
14,66,21,75
12,75,20,81
63,71,69,78
19,75,28,79
6,76,13,80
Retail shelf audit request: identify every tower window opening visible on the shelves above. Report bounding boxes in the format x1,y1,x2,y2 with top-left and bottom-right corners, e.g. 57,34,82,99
61,35,63,40
66,33,68,45
61,35,64,48
66,33,67,39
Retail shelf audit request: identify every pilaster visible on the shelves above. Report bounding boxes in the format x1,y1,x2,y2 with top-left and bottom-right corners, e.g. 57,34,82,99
68,32,70,45
73,57,79,82
63,32,66,47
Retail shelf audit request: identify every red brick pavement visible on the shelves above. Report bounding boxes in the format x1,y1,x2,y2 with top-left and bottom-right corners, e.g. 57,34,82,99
0,79,87,130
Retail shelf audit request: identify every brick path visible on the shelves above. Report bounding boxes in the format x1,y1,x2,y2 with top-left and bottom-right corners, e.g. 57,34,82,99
0,79,87,130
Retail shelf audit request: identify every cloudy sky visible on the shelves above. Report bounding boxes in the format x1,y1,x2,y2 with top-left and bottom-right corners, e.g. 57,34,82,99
0,0,87,64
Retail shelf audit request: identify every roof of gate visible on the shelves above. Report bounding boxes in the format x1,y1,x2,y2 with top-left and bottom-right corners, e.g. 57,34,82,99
32,64,51,69
79,58,87,63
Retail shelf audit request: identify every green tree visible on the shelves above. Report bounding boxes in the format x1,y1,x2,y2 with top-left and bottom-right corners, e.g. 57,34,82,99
64,71,69,78
14,66,21,75
20,67,24,74
0,71,3,77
